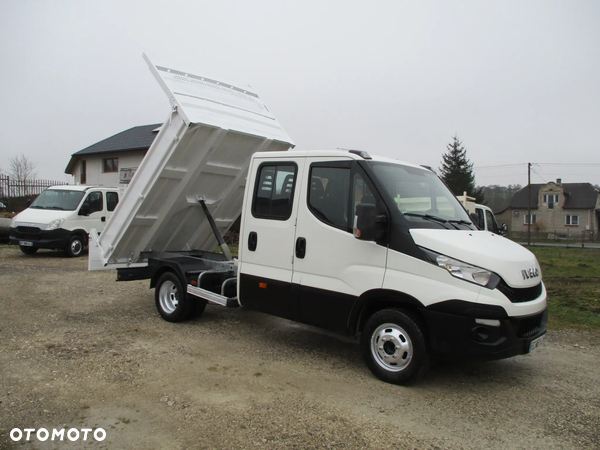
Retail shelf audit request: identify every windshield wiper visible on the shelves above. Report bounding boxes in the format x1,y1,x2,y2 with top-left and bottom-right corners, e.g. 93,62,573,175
448,219,472,225
403,213,448,224
47,206,66,210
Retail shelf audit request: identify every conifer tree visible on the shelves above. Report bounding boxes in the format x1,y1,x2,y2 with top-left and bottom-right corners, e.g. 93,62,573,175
439,135,483,202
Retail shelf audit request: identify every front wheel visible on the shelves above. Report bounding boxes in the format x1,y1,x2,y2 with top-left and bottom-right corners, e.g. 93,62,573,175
361,309,429,385
20,246,38,255
66,235,85,257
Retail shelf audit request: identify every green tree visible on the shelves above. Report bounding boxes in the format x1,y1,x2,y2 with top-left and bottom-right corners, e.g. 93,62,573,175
439,135,483,202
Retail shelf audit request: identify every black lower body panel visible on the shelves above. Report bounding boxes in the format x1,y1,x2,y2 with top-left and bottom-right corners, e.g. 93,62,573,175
422,304,547,361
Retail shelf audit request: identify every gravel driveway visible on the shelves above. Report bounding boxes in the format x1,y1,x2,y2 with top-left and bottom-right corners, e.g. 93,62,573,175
1,246,599,449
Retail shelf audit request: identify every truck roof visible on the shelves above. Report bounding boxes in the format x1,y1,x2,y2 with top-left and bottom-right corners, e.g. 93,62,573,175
90,56,294,269
252,149,430,171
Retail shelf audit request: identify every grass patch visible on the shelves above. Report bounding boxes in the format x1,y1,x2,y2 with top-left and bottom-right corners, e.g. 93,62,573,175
529,247,600,330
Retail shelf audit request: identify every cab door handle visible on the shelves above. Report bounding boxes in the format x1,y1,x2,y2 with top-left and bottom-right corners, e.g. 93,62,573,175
248,232,258,251
295,237,306,259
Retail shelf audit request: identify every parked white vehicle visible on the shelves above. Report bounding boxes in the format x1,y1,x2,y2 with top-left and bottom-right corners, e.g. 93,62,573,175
10,185,121,256
89,57,546,384
457,192,506,235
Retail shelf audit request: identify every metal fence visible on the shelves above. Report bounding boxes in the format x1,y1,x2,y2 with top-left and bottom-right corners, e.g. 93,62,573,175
0,174,68,199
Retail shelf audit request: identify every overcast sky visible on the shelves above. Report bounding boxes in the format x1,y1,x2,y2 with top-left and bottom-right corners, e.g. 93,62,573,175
1,0,599,188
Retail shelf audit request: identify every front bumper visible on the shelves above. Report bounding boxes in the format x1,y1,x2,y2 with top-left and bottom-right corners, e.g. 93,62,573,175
9,227,72,250
422,300,547,361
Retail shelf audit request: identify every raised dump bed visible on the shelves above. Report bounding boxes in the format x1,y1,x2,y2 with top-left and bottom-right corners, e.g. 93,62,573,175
89,55,294,270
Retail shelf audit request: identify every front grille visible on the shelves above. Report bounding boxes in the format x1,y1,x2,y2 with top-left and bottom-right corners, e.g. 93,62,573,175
514,310,547,338
15,226,42,238
496,280,542,303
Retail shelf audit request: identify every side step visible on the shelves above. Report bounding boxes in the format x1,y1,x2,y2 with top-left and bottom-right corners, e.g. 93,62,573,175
187,285,239,308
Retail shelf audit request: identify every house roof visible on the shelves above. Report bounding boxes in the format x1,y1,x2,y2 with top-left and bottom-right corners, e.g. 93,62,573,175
65,124,162,174
510,183,599,210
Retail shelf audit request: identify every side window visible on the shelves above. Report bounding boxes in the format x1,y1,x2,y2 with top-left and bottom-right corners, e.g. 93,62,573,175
106,192,119,212
252,164,296,220
485,209,499,233
476,208,485,230
82,191,103,214
309,166,351,230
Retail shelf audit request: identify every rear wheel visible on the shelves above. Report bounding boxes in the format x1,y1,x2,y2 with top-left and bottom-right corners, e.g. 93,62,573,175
19,246,38,255
155,272,196,322
361,308,429,385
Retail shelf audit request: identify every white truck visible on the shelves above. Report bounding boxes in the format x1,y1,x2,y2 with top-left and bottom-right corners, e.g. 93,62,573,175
10,185,122,256
457,192,506,235
90,56,547,385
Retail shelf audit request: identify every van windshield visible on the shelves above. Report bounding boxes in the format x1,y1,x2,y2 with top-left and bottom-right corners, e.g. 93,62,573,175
31,189,85,211
370,163,471,223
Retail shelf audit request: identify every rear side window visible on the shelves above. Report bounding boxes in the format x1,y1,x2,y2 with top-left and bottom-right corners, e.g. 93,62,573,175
252,164,297,220
106,192,119,212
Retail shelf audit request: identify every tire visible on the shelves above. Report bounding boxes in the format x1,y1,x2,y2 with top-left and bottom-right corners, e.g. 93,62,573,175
155,272,195,322
20,246,38,255
66,235,85,257
190,299,208,319
361,308,429,385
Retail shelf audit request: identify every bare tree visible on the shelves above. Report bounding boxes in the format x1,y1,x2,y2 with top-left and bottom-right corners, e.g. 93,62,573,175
9,153,37,182
9,153,38,196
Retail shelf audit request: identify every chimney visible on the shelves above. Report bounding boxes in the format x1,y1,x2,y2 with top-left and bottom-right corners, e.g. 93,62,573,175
556,178,562,184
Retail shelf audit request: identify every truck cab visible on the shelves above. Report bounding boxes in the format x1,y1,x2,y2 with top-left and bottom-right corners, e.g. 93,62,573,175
237,150,546,383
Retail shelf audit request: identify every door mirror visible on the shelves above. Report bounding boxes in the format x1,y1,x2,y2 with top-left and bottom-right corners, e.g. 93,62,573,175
354,204,387,241
500,223,508,235
79,204,90,216
354,203,376,240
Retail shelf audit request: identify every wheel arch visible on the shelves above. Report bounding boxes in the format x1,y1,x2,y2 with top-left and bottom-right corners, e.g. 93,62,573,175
70,229,89,246
350,289,427,335
149,263,186,290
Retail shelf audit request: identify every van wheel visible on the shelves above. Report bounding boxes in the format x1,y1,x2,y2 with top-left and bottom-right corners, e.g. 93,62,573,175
155,272,194,322
20,246,38,255
66,236,85,257
361,309,429,385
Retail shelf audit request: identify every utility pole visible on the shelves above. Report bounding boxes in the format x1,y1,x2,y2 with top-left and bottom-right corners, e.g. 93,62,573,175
527,162,531,246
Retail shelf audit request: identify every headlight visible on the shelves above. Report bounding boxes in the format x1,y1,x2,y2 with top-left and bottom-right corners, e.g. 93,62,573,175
45,218,65,231
420,247,499,288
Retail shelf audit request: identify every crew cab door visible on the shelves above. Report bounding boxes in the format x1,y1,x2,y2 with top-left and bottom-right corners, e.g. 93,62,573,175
73,190,120,233
291,159,388,333
238,156,306,319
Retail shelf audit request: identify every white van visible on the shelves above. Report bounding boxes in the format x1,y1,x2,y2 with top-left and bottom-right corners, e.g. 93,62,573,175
457,193,506,235
10,185,121,257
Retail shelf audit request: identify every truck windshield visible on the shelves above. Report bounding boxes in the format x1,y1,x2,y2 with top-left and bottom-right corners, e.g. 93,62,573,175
30,189,85,211
370,163,471,223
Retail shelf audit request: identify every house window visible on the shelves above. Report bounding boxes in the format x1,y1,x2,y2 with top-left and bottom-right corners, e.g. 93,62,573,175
524,214,537,224
103,158,118,173
80,160,86,184
543,194,559,209
565,215,579,226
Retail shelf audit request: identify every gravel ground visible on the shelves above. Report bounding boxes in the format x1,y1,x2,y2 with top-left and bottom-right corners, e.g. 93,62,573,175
0,246,599,449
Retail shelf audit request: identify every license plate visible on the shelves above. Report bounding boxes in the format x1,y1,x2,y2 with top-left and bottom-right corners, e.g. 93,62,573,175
529,335,545,352
19,241,33,247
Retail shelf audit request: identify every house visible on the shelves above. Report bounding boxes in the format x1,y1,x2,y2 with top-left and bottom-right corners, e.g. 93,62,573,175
500,179,600,240
65,124,161,186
